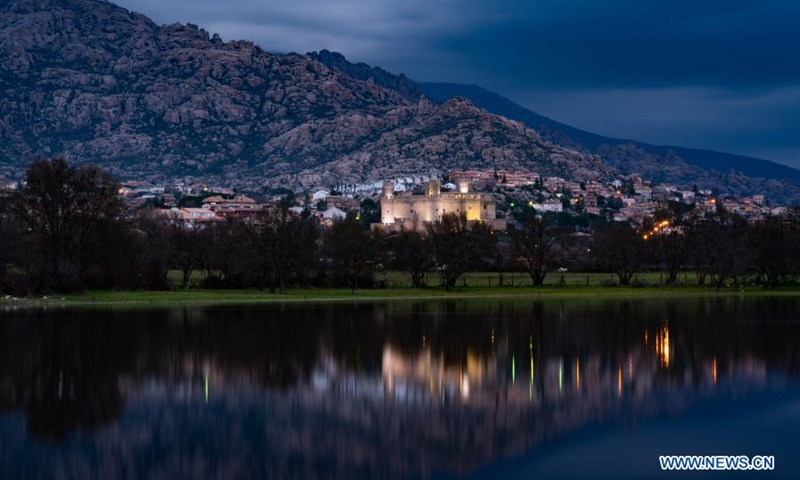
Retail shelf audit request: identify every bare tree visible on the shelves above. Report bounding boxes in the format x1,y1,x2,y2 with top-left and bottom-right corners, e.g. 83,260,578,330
426,213,495,289
252,205,319,293
592,222,646,285
324,213,376,293
388,227,434,288
511,215,564,286
13,158,122,291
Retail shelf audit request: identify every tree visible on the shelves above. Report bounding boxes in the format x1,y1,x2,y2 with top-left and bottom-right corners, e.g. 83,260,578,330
252,206,319,293
749,215,797,288
648,218,696,284
324,213,376,293
426,213,495,289
166,219,208,289
388,228,434,288
592,222,646,285
0,199,27,293
201,218,252,287
359,198,381,226
131,210,174,290
13,158,123,291
511,215,564,285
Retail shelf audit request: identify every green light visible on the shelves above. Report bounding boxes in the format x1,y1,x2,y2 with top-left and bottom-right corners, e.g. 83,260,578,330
529,358,534,400
512,355,516,384
558,362,563,392
529,336,534,400
205,375,209,403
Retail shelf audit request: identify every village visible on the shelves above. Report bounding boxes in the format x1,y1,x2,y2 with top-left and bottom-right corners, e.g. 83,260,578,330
32,169,782,228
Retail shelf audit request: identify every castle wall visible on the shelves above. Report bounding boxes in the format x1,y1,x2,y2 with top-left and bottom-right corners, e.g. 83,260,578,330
380,192,497,226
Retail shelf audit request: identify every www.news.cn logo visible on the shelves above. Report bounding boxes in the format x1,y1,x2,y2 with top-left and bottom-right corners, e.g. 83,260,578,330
659,455,775,471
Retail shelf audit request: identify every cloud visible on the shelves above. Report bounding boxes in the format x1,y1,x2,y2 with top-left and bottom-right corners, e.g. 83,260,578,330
515,86,800,167
120,0,800,89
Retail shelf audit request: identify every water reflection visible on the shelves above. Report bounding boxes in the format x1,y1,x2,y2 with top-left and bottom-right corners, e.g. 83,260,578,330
1,298,800,479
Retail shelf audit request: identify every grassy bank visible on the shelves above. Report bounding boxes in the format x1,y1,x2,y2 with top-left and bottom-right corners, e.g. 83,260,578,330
170,270,702,289
4,283,800,308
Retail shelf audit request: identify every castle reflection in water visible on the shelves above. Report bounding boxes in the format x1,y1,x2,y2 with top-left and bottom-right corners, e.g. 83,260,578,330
1,298,798,479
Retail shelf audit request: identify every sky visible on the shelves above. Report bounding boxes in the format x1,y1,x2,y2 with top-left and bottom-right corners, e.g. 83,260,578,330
121,0,800,168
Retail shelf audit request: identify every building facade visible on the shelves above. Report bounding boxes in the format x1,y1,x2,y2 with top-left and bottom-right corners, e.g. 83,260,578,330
377,179,505,231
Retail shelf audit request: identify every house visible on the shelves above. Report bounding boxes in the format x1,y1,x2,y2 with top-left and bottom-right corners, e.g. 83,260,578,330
585,206,601,215
156,207,223,226
325,196,360,211
312,189,330,202
533,200,563,213
201,195,264,219
323,207,347,220
0,178,18,191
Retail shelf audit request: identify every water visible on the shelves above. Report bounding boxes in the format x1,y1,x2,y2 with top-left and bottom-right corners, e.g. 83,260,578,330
1,297,800,479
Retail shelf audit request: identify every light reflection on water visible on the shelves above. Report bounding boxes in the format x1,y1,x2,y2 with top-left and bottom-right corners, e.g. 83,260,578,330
1,297,800,479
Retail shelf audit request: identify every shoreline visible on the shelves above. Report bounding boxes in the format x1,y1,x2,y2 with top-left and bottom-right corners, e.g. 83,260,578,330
4,285,800,308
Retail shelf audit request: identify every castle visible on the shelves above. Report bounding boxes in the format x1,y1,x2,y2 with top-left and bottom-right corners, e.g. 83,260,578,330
376,179,506,231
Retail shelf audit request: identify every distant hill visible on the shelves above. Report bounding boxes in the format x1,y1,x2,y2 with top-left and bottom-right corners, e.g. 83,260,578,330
311,51,800,203
0,0,608,190
419,83,800,185
2,0,799,203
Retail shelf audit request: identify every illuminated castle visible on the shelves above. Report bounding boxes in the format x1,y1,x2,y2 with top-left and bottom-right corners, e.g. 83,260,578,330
377,178,505,231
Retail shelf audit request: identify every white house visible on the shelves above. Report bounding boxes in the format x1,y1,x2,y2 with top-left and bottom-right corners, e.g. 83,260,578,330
312,189,330,202
533,200,563,213
323,207,347,220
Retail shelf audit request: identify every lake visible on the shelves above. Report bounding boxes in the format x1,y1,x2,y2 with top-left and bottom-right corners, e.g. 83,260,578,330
1,297,800,479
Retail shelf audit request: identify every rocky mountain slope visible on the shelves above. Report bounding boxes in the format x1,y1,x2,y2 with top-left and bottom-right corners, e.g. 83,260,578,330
311,50,800,204
0,0,609,190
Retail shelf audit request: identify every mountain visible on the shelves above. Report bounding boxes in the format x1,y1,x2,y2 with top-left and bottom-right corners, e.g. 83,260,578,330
0,0,608,191
418,83,800,182
310,51,800,203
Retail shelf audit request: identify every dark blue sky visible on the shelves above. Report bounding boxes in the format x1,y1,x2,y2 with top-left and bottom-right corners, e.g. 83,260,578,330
122,0,800,167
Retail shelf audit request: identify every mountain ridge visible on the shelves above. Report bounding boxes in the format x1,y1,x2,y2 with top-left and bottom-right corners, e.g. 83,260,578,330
1,0,799,203
309,49,800,202
0,0,613,191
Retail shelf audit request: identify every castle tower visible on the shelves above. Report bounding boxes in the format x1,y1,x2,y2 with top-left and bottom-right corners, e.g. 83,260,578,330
382,181,395,199
427,179,441,197
456,178,470,194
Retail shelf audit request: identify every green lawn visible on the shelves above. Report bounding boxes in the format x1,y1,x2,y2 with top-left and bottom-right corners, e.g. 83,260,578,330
4,283,797,308
384,270,698,288
4,270,799,308
169,270,692,289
